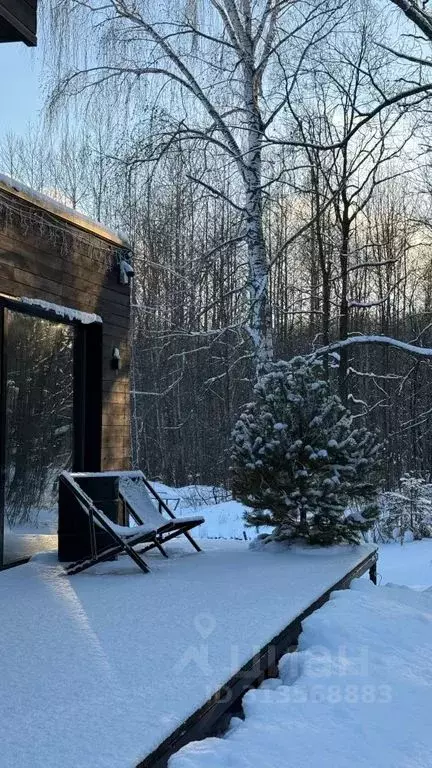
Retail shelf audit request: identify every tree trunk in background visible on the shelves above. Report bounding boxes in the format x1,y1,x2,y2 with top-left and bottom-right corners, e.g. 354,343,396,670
338,179,350,405
243,50,273,372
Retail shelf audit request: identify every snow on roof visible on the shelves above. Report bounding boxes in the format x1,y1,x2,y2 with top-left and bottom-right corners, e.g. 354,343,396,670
21,298,102,324
0,173,130,248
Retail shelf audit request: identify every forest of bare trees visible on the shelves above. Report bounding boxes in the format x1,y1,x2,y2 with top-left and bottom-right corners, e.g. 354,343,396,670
3,0,432,489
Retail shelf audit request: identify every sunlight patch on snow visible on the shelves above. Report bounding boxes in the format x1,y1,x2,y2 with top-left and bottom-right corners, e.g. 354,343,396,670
43,567,118,680
0,540,376,768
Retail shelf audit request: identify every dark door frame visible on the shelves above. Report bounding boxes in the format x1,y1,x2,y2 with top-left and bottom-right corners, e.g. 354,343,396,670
0,295,103,568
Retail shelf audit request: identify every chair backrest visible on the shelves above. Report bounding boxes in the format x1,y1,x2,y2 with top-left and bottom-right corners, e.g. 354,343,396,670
119,475,168,530
61,471,110,531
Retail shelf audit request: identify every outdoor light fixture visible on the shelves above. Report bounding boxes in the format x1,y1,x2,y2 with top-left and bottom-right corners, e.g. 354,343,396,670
111,347,121,371
118,257,135,285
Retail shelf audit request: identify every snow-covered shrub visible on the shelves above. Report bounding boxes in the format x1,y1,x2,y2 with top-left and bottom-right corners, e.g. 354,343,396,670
230,357,381,546
400,473,425,499
373,474,432,543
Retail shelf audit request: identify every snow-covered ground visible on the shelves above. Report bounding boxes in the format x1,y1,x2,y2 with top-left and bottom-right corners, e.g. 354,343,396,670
5,482,263,546
153,482,257,539
175,499,267,540
17,479,431,546
3,478,432,768
170,538,432,768
0,539,375,768
153,482,273,539
377,539,432,589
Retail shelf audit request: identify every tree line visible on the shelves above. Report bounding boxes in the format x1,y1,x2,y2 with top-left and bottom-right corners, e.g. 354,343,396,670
3,0,432,489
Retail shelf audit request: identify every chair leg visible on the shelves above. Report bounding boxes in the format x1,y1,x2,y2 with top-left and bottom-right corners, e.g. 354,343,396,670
122,541,152,573
182,530,202,552
156,539,169,558
65,544,124,575
136,538,169,558
66,541,151,576
156,523,202,551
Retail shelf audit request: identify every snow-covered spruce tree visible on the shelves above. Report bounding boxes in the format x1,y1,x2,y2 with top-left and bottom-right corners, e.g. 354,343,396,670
230,357,381,545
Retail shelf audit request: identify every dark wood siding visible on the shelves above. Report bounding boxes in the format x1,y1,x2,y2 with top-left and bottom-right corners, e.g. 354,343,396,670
0,187,131,471
0,0,37,45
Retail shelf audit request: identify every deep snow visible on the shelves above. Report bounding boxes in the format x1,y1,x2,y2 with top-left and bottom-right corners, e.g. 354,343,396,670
3,479,432,768
377,539,432,589
0,540,375,768
170,540,432,768
7,483,260,544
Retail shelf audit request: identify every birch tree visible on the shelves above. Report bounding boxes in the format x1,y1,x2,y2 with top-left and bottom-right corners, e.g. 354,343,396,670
47,0,352,369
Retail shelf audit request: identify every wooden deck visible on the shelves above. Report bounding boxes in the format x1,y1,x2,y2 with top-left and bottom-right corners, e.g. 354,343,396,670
138,546,378,768
0,540,378,768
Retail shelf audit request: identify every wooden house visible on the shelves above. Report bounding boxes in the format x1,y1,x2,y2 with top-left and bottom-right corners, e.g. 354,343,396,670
0,176,132,566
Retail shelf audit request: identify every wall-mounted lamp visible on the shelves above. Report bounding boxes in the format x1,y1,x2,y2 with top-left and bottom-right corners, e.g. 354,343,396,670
111,347,121,371
118,257,135,285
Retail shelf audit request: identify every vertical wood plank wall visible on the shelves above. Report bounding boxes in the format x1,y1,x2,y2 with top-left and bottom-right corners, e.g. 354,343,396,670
0,190,131,471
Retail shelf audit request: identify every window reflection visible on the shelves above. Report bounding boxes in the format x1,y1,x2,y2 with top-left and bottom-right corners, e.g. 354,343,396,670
3,311,74,565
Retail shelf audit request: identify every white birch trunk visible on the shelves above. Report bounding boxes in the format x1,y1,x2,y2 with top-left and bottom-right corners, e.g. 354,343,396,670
241,26,273,371
244,162,273,370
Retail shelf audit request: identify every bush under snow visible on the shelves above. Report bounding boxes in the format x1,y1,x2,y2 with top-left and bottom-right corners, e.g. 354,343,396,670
373,474,432,544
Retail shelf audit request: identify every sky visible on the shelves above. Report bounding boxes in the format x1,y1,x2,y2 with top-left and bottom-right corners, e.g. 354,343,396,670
0,41,43,138
0,1,409,145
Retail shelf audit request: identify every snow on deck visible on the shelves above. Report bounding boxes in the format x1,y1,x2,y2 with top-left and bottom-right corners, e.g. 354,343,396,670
0,539,376,768
171,573,432,768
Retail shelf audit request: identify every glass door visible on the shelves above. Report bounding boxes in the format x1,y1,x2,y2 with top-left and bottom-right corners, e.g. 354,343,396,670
2,310,75,565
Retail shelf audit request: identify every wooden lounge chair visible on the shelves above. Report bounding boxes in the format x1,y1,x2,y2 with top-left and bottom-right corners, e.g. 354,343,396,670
59,471,204,576
117,472,204,557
